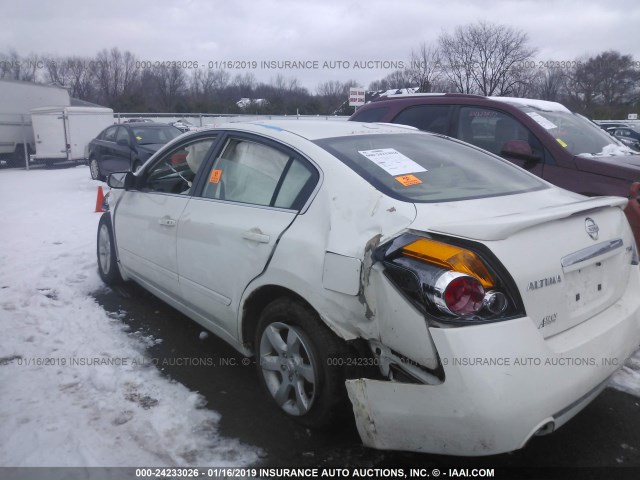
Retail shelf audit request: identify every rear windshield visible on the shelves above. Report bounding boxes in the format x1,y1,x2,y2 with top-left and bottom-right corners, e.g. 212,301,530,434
132,126,182,145
315,133,547,203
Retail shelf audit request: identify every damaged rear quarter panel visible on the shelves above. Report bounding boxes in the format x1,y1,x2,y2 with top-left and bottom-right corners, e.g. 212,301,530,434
241,147,427,346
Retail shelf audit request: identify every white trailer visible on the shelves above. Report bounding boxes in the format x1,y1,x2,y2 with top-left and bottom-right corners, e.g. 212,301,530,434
0,79,70,167
30,106,114,165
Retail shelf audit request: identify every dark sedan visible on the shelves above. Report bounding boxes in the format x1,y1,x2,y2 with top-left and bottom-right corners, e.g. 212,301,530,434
88,122,182,181
609,127,640,152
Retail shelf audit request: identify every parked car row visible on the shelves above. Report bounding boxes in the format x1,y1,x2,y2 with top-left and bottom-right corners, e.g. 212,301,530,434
97,119,640,456
608,126,640,152
349,93,640,245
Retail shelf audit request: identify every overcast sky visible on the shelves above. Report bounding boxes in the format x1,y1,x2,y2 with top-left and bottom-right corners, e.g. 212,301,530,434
2,0,639,91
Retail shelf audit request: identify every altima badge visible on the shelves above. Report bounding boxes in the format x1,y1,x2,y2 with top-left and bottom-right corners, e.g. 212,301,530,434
585,217,599,240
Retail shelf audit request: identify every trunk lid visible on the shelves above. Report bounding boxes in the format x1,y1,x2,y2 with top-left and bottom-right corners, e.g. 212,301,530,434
410,190,635,338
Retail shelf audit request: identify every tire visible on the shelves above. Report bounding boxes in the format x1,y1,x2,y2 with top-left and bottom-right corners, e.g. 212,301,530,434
97,213,122,285
89,157,105,181
255,298,349,428
131,160,142,173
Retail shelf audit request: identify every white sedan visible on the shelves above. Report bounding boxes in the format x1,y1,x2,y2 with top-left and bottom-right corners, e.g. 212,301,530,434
97,120,640,455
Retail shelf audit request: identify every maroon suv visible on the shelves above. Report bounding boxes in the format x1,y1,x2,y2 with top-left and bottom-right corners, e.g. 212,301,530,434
350,93,640,244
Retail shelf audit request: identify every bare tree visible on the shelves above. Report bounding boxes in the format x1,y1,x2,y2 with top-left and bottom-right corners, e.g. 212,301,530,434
66,56,97,100
438,27,477,94
231,72,257,97
0,50,39,81
409,43,442,92
368,69,414,91
530,67,567,101
191,69,229,96
93,48,140,105
316,80,345,98
152,65,187,110
316,79,359,113
439,21,536,96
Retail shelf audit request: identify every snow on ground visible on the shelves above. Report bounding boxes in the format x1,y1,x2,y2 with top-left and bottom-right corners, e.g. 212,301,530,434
610,349,640,397
0,166,260,467
2,164,640,468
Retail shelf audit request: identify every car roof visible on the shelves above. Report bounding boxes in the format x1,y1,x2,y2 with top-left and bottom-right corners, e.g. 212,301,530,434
123,122,175,128
194,119,421,141
366,92,571,113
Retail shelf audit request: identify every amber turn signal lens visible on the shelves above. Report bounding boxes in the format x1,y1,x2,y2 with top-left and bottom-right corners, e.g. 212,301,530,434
401,238,495,288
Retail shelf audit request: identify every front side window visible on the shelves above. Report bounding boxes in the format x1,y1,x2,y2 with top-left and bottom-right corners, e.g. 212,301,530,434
103,126,118,142
142,137,216,194
201,138,318,209
457,107,544,159
315,133,547,203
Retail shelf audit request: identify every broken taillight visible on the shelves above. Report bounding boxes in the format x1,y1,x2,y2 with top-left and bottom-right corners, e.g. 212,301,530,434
378,233,524,324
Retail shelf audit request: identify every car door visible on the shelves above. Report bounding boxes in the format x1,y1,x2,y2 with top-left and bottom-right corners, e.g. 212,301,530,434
455,106,545,177
111,126,133,171
97,125,118,174
176,134,319,340
114,134,218,298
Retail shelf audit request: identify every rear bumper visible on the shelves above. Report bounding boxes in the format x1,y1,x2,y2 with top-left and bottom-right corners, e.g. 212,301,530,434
346,269,640,456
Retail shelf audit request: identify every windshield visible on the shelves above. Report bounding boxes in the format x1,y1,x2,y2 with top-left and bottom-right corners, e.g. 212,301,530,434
515,106,636,157
315,133,547,203
132,126,182,145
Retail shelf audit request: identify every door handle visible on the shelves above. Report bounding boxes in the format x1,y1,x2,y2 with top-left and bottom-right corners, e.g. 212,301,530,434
158,216,176,227
242,230,270,243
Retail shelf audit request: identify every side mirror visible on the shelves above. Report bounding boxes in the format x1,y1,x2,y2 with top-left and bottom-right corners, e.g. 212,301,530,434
501,140,540,162
116,138,130,147
107,171,136,190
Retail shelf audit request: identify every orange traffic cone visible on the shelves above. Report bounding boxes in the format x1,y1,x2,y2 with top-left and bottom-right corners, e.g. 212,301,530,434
95,186,106,213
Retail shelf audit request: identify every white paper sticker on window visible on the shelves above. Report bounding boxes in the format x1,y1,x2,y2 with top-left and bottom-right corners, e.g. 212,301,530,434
358,148,427,176
527,112,558,130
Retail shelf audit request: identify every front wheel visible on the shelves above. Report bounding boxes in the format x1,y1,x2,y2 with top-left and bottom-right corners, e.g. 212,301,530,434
255,298,349,428
97,214,122,285
90,157,104,181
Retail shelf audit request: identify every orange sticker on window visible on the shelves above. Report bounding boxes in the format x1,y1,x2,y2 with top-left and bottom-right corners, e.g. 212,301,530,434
395,174,422,186
209,169,222,183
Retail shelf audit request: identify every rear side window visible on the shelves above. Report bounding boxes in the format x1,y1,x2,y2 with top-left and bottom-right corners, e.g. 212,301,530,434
351,106,390,123
201,138,318,210
315,133,546,203
392,105,451,134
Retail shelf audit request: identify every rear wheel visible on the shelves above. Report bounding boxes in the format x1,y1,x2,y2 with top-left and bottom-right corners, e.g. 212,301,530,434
97,214,122,285
255,298,349,428
131,160,142,173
